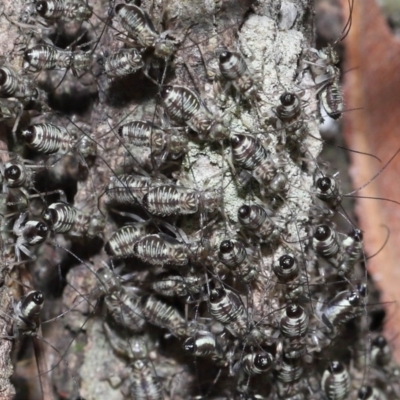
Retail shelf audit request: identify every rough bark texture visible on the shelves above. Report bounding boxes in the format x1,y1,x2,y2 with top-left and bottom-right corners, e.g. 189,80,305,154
0,0,399,399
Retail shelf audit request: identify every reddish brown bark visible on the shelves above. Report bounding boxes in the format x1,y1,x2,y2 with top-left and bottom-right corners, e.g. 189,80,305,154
342,0,400,361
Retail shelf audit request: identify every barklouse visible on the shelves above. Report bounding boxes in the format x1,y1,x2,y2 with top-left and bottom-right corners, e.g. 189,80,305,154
104,221,153,258
23,44,93,73
114,3,184,60
13,212,49,260
237,204,283,244
161,85,228,141
142,183,222,217
118,120,188,161
321,361,350,400
183,330,225,365
35,0,93,22
104,327,163,400
230,134,287,196
218,239,258,283
103,48,144,79
42,201,105,239
217,50,259,101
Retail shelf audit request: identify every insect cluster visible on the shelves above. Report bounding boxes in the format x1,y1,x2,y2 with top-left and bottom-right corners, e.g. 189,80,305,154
0,0,398,399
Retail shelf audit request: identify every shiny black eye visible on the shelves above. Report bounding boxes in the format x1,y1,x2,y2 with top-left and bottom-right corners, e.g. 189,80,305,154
0,69,7,86
23,50,34,63
254,353,272,370
358,386,372,399
372,335,387,348
21,126,35,143
317,176,331,192
329,361,343,373
286,304,302,318
314,225,331,241
219,51,232,63
161,85,173,98
231,134,245,148
36,222,49,236
280,92,296,106
115,3,125,13
5,165,21,180
32,292,44,305
348,292,360,306
280,254,294,269
183,338,195,353
349,228,363,242
219,240,234,253
210,288,225,302
238,205,250,219
36,1,48,15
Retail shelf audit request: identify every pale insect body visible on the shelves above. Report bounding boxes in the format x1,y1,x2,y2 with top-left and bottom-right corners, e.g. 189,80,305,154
312,225,343,268
161,85,228,141
0,65,39,101
230,134,287,196
218,50,258,100
12,290,44,337
104,221,153,258
23,44,92,73
133,233,189,266
118,120,188,160
104,48,144,79
114,3,183,60
96,266,146,333
105,174,165,205
142,184,222,217
104,327,163,400
13,212,49,260
218,239,258,283
318,66,343,120
141,295,187,337
321,361,350,400
42,201,105,239
35,0,93,22
20,123,77,155
314,173,343,210
237,204,282,244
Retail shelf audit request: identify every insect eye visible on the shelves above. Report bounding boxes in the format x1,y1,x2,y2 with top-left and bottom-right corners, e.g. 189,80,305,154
23,50,34,63
329,361,343,373
36,222,49,237
348,292,360,306
36,1,48,15
0,68,7,86
161,85,173,98
115,3,125,13
286,304,302,318
219,51,232,63
317,176,331,191
358,386,372,399
5,165,21,180
210,288,225,302
31,89,39,99
254,353,272,370
21,126,35,143
231,134,245,148
238,205,250,219
33,291,44,305
183,337,195,353
280,92,295,105
314,225,331,241
279,254,294,269
349,228,363,242
372,335,387,348
219,240,233,253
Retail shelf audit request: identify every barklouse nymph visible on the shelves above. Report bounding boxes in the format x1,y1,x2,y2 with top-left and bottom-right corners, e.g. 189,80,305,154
183,330,225,365
42,201,105,239
133,233,189,266
314,172,343,210
141,183,222,217
279,304,309,339
273,92,309,148
13,212,49,260
11,290,44,337
20,123,77,155
237,204,283,244
105,174,165,205
35,0,93,22
161,85,228,141
321,361,350,400
104,327,163,400
104,221,153,258
23,44,93,73
140,295,188,337
218,239,258,283
96,266,146,333
118,120,188,161
240,352,274,375
114,3,184,60
230,134,287,196
217,50,259,101
318,66,343,120
0,64,39,101
103,48,144,79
